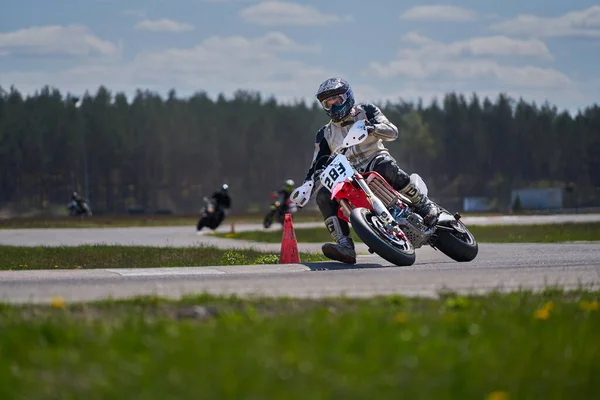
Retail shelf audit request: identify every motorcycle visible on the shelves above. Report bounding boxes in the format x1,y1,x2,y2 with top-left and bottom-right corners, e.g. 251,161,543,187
290,120,478,266
67,200,92,216
263,191,297,229
196,197,225,231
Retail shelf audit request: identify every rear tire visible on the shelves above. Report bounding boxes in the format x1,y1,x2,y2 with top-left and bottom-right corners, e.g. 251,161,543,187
433,222,478,262
350,207,416,267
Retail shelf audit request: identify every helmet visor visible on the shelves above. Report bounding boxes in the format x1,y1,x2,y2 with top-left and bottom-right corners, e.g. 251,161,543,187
320,92,349,111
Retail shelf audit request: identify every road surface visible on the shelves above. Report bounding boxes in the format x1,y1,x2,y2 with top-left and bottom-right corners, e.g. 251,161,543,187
0,214,599,304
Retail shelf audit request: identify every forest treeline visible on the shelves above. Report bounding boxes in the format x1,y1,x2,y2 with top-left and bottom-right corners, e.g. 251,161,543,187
0,85,598,215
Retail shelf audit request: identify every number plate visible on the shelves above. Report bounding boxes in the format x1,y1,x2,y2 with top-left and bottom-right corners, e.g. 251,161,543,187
320,154,354,191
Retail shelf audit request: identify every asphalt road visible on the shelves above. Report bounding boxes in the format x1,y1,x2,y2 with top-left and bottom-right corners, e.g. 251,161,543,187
0,214,599,304
0,243,599,303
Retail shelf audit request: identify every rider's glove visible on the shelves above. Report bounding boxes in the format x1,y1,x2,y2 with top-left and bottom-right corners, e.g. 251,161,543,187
364,119,376,134
313,168,324,181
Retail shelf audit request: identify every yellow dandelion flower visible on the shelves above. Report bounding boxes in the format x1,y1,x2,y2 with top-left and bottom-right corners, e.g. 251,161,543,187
542,301,554,311
534,308,550,320
50,296,65,309
486,391,509,400
579,300,599,311
393,312,408,324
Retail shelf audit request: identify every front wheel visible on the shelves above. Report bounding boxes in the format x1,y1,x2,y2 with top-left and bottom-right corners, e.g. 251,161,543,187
432,220,478,262
196,216,206,231
350,207,416,267
263,211,274,229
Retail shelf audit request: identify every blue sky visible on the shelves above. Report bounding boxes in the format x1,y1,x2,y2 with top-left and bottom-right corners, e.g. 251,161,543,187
1,0,599,112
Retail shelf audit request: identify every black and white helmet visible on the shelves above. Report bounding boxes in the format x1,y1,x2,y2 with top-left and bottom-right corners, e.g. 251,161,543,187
315,77,355,122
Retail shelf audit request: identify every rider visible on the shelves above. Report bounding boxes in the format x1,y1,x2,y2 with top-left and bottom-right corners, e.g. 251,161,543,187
67,191,91,215
71,192,86,210
302,77,439,264
274,179,295,213
72,192,84,206
211,184,231,223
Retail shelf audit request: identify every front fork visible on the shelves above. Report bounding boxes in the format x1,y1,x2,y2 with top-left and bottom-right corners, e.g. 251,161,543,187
354,175,397,226
338,175,407,243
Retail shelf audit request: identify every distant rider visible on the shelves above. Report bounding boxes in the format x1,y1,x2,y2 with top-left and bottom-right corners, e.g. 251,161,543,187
302,77,439,264
274,179,295,214
211,184,231,223
67,192,91,216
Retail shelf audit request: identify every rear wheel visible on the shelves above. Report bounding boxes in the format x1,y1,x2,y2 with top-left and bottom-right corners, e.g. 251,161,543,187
433,219,478,262
350,207,415,266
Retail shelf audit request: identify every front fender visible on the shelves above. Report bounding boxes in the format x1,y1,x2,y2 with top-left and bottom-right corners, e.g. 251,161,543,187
330,179,372,219
330,180,348,200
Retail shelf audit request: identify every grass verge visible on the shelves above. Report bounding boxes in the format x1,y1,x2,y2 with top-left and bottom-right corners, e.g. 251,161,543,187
0,211,324,229
0,245,327,270
0,289,598,399
214,222,600,243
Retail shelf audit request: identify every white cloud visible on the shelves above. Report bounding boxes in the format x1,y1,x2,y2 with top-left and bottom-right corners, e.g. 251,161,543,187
240,1,351,26
365,33,568,89
400,5,477,22
133,32,323,85
0,25,120,57
354,82,590,116
400,33,553,60
1,29,592,111
134,19,195,33
401,32,438,46
0,32,333,101
491,5,600,38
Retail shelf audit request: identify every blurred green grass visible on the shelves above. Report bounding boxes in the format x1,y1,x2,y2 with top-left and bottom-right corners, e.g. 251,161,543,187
0,245,327,270
0,290,598,399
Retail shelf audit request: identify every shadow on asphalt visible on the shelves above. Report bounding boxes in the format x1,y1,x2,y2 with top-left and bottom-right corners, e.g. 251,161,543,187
300,261,385,271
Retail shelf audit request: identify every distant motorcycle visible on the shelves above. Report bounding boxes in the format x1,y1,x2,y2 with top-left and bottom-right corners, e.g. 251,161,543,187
263,191,297,229
67,200,92,216
196,197,225,231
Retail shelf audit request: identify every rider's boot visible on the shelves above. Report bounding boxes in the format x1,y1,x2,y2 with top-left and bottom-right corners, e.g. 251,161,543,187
398,181,439,227
321,216,356,264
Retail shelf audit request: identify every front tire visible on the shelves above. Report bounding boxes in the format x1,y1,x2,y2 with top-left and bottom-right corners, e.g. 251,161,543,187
350,207,416,267
196,217,206,231
263,211,274,229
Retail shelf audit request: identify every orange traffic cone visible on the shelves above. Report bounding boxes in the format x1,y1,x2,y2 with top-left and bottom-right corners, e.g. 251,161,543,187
280,213,300,264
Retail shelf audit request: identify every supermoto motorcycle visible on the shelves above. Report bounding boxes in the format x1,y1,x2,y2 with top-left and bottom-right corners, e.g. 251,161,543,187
290,120,478,266
263,191,297,229
67,200,92,216
196,197,225,231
